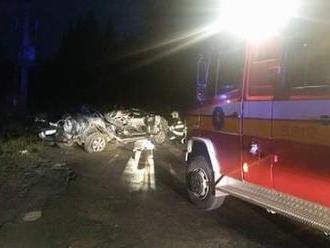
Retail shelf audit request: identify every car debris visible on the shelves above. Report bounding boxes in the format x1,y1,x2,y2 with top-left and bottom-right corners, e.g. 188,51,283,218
0,162,75,226
22,210,42,222
38,106,169,153
38,109,111,152
122,138,156,192
104,108,168,145
130,138,155,166
19,149,29,155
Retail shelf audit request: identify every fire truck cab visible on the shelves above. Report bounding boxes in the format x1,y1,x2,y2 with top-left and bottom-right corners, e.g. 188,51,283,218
185,14,330,233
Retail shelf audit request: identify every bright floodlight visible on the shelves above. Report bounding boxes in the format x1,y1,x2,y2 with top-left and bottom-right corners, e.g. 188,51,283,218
217,0,299,41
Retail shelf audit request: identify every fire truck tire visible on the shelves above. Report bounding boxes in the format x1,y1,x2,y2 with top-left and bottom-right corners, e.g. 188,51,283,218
84,132,107,153
186,156,225,211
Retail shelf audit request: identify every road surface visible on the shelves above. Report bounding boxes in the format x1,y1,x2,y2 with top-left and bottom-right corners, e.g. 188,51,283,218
0,143,329,247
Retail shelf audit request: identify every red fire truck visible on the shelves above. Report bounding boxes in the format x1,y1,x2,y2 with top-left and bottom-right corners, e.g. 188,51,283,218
185,1,330,233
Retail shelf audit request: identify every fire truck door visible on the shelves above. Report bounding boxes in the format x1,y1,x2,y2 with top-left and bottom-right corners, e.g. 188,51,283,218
242,101,273,188
241,40,281,188
272,99,330,207
202,102,242,179
270,30,330,206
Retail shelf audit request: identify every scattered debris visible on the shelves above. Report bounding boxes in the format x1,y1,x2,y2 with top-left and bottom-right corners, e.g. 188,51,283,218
0,162,75,226
53,162,67,168
131,139,155,166
122,139,156,192
22,210,42,222
19,149,29,155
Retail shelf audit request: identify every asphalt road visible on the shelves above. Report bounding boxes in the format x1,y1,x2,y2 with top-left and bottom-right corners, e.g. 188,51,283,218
0,143,329,248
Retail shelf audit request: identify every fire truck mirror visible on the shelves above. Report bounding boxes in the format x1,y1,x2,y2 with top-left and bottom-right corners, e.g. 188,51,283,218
212,107,225,130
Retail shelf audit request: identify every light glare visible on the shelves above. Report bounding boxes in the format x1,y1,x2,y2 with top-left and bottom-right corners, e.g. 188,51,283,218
217,0,299,41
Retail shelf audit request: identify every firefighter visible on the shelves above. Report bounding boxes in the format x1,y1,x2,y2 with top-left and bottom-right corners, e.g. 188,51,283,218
168,111,186,144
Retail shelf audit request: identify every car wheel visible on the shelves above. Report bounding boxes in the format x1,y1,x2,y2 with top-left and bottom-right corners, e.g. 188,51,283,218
186,156,225,210
84,133,107,153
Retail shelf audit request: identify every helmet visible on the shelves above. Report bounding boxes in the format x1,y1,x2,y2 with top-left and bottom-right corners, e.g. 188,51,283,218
171,111,179,119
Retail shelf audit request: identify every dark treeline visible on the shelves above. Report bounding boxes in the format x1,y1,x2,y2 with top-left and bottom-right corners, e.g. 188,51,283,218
0,0,220,114
27,0,217,113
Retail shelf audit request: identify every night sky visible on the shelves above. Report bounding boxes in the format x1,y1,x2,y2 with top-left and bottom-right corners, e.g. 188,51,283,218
0,0,218,61
0,0,151,61
0,0,219,112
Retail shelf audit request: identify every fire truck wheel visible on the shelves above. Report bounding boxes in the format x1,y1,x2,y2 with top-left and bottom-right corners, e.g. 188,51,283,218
84,133,107,153
186,156,225,211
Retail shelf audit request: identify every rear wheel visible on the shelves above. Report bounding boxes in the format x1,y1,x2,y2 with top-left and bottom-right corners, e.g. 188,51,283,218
84,133,107,153
186,156,225,210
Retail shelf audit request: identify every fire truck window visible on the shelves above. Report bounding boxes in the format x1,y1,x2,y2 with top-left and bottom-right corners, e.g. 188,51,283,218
248,42,280,98
286,30,330,97
197,59,209,86
207,57,218,97
217,48,245,95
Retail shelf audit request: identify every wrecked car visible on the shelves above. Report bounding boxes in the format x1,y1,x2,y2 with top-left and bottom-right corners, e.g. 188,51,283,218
38,107,168,153
104,108,168,145
38,111,113,153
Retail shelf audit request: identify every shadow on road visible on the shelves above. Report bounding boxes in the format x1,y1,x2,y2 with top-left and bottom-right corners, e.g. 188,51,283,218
154,145,190,202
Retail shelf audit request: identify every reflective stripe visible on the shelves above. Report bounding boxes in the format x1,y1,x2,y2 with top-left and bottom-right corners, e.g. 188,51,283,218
244,101,272,119
244,100,330,120
195,102,241,116
172,130,185,136
195,100,330,120
173,124,185,128
189,99,330,146
273,100,330,120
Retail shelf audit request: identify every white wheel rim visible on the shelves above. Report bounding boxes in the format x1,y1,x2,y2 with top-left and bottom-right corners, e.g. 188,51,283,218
92,136,105,152
189,168,210,200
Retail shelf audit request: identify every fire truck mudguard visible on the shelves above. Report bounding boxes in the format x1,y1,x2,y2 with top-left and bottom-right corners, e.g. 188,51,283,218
186,137,222,182
186,137,228,206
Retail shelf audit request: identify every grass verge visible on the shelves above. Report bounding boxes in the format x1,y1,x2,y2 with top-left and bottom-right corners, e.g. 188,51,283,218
0,135,43,184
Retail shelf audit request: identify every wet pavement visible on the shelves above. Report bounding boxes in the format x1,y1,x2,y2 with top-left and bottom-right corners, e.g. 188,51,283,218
0,143,329,248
